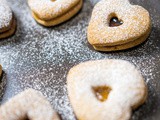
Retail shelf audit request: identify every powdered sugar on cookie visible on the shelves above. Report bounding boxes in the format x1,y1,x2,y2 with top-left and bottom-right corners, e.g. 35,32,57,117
0,89,60,120
88,0,151,47
67,59,147,120
0,0,12,29
28,0,81,20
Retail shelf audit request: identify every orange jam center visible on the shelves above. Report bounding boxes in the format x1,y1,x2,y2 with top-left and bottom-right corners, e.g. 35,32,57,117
92,86,111,102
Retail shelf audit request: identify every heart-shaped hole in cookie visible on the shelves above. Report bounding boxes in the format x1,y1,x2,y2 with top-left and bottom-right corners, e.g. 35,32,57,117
108,13,123,27
51,0,56,1
109,17,123,27
92,86,111,102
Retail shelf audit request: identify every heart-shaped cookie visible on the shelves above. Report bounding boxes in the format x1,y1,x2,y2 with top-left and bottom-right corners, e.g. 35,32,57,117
0,0,16,39
28,0,83,26
0,89,60,120
67,59,147,120
87,0,151,51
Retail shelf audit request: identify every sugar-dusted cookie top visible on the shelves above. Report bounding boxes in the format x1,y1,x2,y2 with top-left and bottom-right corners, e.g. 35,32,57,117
0,89,60,120
0,0,13,32
67,59,147,120
28,0,81,20
88,0,151,46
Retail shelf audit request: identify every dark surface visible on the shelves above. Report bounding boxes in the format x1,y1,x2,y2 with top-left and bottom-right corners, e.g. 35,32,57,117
0,0,160,120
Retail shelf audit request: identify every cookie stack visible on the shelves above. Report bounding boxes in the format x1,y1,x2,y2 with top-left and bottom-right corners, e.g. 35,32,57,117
67,59,147,120
87,0,151,51
0,0,16,39
28,0,83,26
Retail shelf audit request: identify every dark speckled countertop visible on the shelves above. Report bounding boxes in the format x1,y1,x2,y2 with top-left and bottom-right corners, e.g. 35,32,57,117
0,0,160,120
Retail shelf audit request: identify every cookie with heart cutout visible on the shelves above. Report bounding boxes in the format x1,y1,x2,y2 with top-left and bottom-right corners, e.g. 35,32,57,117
28,0,83,27
67,59,147,120
0,89,60,120
87,0,151,51
0,0,16,39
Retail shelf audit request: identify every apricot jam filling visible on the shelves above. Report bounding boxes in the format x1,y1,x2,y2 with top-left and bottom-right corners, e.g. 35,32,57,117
92,86,111,102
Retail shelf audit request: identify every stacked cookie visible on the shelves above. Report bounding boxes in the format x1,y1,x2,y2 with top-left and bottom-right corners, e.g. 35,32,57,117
28,0,83,26
67,59,147,120
0,0,16,39
87,0,151,51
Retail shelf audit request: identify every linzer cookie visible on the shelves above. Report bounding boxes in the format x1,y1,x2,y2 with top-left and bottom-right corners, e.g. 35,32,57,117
28,0,83,27
87,0,151,51
0,89,60,120
0,0,16,39
67,59,147,120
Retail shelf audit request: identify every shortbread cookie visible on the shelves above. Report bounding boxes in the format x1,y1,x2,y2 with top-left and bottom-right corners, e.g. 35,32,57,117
28,0,83,27
0,0,16,39
67,59,147,120
0,89,60,120
87,0,151,51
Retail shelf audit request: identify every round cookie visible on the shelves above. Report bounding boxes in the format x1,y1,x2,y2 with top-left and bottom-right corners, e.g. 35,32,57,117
0,0,16,39
0,89,60,120
87,0,151,51
28,0,83,27
67,59,147,120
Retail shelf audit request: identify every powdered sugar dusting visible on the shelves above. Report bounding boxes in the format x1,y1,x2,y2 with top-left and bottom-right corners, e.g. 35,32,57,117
0,0,159,120
0,0,12,29
88,0,151,45
67,59,147,120
0,89,60,120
